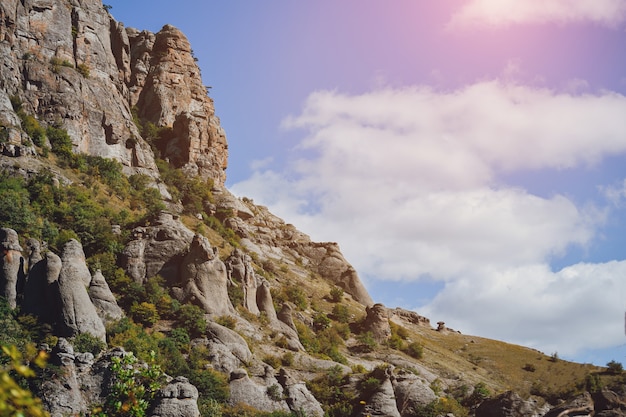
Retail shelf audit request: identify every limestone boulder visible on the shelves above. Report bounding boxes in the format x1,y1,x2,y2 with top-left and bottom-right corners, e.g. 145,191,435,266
57,239,106,342
277,368,324,417
392,369,437,416
0,228,24,309
363,303,391,342
88,269,124,324
176,234,234,315
120,212,195,284
476,391,551,417
148,376,200,417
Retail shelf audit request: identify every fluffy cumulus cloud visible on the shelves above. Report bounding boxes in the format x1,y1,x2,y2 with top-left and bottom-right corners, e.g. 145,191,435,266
450,0,626,28
231,81,626,357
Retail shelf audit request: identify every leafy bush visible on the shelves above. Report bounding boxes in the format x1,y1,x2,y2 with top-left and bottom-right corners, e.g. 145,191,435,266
130,302,160,327
46,125,73,158
329,287,343,302
216,315,237,330
93,351,165,417
331,304,350,323
176,304,207,337
0,345,49,417
403,341,424,359
72,332,107,356
607,360,623,374
356,332,377,353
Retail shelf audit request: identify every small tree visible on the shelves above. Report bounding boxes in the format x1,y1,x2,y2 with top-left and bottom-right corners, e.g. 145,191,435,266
607,360,623,374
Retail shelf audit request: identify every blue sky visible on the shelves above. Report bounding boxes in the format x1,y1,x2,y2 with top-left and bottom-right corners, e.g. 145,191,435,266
106,0,626,366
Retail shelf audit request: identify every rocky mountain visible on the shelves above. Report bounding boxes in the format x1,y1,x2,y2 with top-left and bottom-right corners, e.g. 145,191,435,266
1,1,625,417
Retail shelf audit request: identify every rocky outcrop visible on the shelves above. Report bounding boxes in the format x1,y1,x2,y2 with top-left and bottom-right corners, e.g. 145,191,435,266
148,376,200,417
0,1,228,185
120,211,195,284
392,369,438,416
363,303,391,342
137,24,228,184
225,248,259,315
228,367,291,414
0,0,156,175
175,234,234,316
277,368,324,417
476,391,550,417
214,192,374,307
57,239,106,342
358,366,401,417
88,269,124,324
0,228,24,308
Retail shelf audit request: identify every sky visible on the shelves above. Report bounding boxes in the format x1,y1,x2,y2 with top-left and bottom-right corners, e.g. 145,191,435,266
105,0,626,367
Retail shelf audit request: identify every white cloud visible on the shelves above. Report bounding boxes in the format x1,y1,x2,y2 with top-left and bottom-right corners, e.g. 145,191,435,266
230,81,626,358
450,0,626,28
420,261,626,356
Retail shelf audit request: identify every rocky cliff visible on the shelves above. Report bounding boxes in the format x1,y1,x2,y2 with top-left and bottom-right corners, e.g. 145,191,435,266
1,2,625,417
0,0,226,184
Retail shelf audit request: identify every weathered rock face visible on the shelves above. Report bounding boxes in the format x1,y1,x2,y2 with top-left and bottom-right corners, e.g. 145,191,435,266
215,191,374,307
277,368,324,417
148,376,200,417
136,24,228,184
363,303,391,342
176,234,234,316
88,269,124,324
392,369,437,416
0,0,228,185
120,211,195,284
476,391,550,417
57,239,106,341
225,248,259,315
0,228,24,308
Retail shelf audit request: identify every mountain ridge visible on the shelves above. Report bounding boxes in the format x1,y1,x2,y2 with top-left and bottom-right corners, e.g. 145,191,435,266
1,1,625,417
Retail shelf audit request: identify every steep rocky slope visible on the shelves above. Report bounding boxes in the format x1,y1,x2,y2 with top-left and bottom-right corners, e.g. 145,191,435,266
1,1,625,417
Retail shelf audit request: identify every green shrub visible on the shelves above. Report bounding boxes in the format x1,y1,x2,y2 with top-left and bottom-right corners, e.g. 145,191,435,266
403,341,424,359
313,312,331,331
46,125,73,158
263,355,282,369
93,351,165,417
356,332,377,352
329,287,343,302
607,360,623,374
77,63,90,78
216,315,237,330
130,302,160,327
331,304,350,323
177,304,207,337
72,332,107,356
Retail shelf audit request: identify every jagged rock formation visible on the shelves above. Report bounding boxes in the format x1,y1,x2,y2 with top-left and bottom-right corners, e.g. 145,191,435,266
225,248,259,315
176,234,235,316
475,391,550,417
148,377,200,417
215,190,374,307
136,24,228,183
120,211,195,284
0,227,24,308
363,303,392,342
88,269,124,324
0,0,227,184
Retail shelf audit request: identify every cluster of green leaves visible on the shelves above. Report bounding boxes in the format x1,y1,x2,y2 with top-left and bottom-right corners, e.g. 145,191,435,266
294,320,347,364
307,365,355,417
272,285,307,311
414,397,468,417
93,351,164,417
156,159,213,213
0,344,49,417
